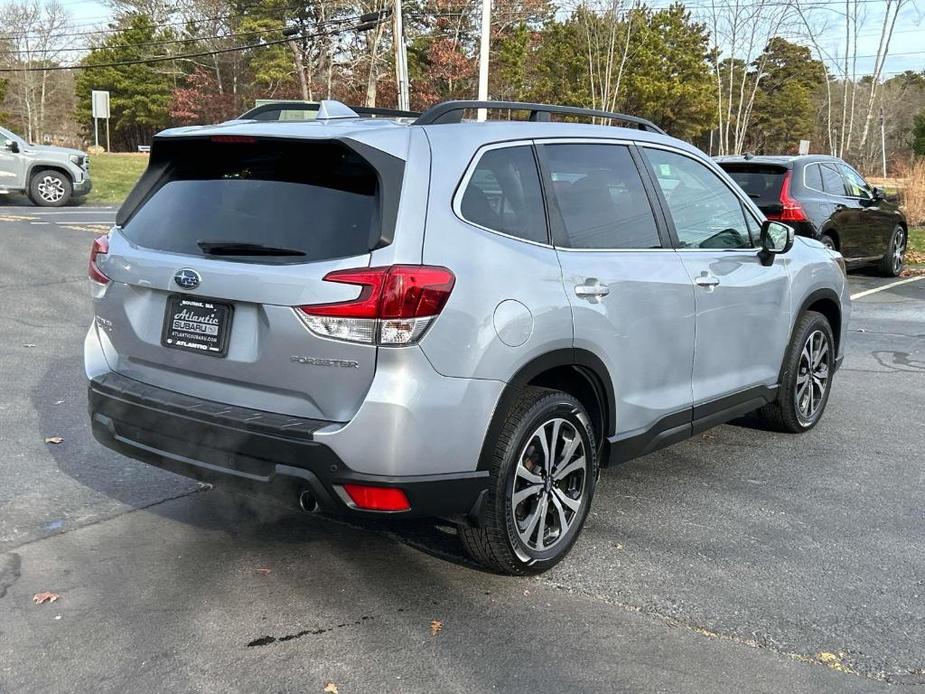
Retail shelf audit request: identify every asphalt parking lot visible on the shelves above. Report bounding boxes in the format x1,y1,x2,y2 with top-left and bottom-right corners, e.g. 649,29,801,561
1,204,923,693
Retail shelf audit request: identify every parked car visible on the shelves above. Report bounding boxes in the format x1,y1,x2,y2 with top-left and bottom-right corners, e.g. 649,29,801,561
0,126,92,206
716,154,907,276
85,100,850,574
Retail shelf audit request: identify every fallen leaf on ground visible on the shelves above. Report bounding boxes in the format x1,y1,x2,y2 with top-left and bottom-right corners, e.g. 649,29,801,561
255,567,271,576
33,592,59,605
323,682,339,694
430,619,443,637
44,436,64,445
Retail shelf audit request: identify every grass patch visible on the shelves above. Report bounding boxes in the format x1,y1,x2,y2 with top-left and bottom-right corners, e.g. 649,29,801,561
84,153,148,205
909,227,924,253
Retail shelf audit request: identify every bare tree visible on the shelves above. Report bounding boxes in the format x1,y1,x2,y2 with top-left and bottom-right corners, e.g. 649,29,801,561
0,0,72,143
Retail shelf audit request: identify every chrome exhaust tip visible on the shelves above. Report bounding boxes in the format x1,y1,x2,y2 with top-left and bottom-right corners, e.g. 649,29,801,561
298,490,319,513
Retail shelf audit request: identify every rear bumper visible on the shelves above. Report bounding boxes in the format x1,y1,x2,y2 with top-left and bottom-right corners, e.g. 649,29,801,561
88,371,489,521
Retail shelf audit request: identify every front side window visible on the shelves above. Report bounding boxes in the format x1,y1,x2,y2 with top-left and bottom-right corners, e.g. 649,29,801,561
543,143,661,249
838,164,872,200
819,163,847,196
459,145,547,244
643,148,753,249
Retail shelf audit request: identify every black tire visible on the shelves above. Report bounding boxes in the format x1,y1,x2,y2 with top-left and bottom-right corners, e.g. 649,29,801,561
459,386,598,575
759,310,835,433
28,169,72,207
820,234,837,251
878,225,906,277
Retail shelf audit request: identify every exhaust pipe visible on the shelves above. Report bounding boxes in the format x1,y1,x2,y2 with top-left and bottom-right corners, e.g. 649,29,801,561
299,490,319,513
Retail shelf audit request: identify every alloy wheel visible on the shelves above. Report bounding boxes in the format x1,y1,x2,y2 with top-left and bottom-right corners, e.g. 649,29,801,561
795,329,830,424
511,417,587,552
37,175,66,203
892,229,906,274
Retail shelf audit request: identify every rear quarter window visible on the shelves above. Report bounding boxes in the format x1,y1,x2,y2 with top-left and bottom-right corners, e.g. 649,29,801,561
121,139,381,263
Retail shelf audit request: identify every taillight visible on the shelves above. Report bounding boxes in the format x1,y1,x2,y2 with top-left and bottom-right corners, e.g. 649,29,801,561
297,265,455,345
342,484,411,512
89,235,110,286
767,171,807,223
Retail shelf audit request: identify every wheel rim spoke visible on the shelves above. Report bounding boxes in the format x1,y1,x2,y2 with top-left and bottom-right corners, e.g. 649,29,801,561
534,495,549,549
512,484,540,507
553,455,585,482
515,462,542,486
553,487,581,513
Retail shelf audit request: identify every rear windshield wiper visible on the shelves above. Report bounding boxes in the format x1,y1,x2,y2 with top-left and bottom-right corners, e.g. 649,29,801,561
197,241,306,257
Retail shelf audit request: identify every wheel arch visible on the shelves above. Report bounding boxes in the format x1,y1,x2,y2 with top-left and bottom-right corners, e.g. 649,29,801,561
27,164,74,186
795,288,842,361
476,349,615,472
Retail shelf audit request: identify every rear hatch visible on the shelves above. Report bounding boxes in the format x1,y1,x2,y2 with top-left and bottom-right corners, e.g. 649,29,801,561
93,135,402,422
717,162,787,217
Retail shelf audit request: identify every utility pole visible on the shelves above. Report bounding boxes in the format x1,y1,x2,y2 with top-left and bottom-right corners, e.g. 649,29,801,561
393,0,410,112
476,0,491,121
879,107,887,178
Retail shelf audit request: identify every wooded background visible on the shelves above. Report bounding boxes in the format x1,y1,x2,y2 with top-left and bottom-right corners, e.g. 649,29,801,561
2,0,924,174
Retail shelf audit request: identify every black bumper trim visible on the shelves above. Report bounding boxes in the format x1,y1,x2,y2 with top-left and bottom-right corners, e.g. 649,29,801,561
89,372,489,520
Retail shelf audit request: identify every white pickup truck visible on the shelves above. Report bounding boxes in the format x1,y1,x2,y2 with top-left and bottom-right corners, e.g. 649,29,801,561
0,126,92,206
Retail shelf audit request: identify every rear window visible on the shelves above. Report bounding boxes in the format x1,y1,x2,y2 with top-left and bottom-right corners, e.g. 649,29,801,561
122,139,380,263
718,163,786,207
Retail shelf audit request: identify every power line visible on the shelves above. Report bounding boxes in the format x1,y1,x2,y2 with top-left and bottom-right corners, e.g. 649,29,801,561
0,17,382,73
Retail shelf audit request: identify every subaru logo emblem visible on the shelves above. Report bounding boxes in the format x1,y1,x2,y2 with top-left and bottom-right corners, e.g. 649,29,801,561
174,268,201,290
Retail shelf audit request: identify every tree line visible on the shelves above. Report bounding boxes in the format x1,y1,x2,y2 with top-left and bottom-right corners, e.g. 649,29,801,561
1,0,924,173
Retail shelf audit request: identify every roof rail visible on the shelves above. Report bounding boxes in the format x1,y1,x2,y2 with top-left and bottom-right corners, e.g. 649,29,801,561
413,100,667,135
238,100,420,121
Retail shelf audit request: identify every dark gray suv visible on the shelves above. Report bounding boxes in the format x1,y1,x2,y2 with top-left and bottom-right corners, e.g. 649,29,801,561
717,155,908,276
86,100,851,574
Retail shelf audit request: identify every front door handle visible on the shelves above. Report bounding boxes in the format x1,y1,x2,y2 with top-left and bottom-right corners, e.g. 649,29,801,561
694,273,720,289
575,279,610,302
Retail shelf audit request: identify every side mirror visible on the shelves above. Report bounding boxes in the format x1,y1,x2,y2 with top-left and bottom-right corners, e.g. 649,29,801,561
758,220,794,266
871,186,886,202
3,139,18,154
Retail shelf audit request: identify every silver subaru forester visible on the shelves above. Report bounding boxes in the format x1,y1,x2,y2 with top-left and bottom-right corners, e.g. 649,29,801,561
85,100,850,574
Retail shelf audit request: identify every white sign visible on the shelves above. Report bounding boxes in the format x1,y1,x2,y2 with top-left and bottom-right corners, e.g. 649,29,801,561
91,90,110,119
798,139,810,155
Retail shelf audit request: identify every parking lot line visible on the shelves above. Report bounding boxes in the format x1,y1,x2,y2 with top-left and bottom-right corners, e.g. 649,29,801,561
850,275,924,300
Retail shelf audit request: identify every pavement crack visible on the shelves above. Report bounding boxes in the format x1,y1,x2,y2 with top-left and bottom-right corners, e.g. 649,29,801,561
3,486,209,553
246,615,377,647
0,552,22,598
537,578,906,684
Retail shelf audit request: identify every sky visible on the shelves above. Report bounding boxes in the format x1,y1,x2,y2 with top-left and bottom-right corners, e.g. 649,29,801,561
50,0,925,78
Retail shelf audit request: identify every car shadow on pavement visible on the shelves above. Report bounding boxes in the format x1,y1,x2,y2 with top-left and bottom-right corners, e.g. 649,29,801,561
34,353,493,572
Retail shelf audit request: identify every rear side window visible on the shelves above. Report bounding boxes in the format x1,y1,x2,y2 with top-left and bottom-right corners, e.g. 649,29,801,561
543,144,660,249
459,146,547,243
122,139,380,263
717,163,786,208
804,163,823,191
820,163,847,195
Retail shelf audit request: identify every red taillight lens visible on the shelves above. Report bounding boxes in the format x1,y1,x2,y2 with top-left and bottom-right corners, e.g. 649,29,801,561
296,265,455,345
342,484,411,512
89,235,110,285
767,171,807,223
302,265,455,319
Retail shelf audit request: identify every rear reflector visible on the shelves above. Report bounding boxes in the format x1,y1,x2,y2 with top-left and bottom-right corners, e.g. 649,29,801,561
342,484,411,512
297,265,455,345
88,235,110,286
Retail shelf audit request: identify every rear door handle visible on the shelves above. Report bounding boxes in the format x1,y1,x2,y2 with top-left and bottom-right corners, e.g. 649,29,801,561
575,279,610,302
694,273,720,288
